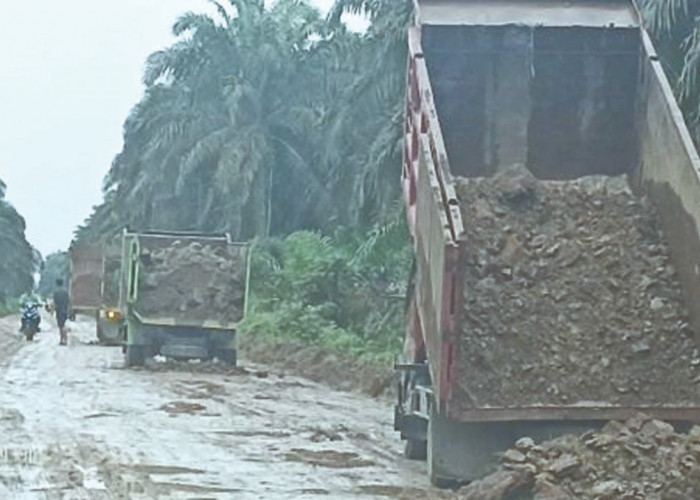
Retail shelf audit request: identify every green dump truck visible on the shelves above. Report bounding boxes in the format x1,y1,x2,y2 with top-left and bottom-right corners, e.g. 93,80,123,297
119,230,250,366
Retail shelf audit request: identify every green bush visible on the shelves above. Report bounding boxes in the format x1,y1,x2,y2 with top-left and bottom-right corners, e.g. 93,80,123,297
241,222,412,362
38,252,69,298
0,297,19,318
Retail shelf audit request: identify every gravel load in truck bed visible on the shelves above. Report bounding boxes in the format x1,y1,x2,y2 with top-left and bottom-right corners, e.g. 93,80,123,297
455,165,700,408
135,240,246,324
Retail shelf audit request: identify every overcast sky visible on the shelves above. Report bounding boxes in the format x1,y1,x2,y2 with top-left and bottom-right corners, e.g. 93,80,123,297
0,0,348,258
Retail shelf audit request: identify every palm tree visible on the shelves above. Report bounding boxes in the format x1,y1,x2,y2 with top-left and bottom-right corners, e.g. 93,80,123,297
323,0,412,224
79,0,416,243
38,251,69,297
0,179,38,302
638,0,700,140
103,0,335,239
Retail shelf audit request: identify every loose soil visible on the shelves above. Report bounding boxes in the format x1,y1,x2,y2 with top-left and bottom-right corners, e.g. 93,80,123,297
456,413,700,500
242,334,395,398
455,166,700,408
136,240,247,323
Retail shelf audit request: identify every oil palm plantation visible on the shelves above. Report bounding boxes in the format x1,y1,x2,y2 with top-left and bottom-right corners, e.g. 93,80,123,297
78,0,416,243
0,179,38,303
101,0,339,239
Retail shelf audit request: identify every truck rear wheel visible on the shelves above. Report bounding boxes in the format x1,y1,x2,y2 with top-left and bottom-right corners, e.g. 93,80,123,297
214,348,236,366
427,410,514,488
404,438,427,460
125,345,150,367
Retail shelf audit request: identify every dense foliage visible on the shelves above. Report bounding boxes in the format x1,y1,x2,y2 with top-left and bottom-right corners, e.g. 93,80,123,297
0,178,38,313
242,216,412,361
76,0,411,242
38,251,70,298
639,0,700,142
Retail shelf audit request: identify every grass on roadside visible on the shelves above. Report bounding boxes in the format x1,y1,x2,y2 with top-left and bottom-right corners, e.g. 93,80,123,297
0,298,18,318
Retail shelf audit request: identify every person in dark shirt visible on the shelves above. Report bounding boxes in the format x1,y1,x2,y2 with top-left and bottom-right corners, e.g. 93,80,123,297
52,279,70,346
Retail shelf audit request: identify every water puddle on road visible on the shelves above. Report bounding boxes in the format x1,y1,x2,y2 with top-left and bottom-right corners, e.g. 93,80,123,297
284,449,375,469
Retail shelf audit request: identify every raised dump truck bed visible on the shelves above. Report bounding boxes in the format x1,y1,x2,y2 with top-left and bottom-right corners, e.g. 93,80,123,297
396,0,700,485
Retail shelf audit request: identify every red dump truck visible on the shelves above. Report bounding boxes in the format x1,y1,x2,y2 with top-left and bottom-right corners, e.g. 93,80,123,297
395,0,700,486
69,242,124,344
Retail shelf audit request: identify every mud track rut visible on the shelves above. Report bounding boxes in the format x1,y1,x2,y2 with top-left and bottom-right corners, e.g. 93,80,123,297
0,315,449,499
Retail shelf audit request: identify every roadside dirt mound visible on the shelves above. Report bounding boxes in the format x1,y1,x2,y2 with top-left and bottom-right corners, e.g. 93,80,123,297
0,316,25,367
457,414,700,500
242,335,394,398
455,166,699,408
136,241,246,323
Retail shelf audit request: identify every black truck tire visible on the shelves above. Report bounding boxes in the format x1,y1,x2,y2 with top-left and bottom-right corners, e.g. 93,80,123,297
404,438,427,460
214,348,236,366
125,345,149,367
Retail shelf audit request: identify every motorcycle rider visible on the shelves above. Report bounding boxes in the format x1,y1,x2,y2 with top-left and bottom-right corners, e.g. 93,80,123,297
19,291,42,333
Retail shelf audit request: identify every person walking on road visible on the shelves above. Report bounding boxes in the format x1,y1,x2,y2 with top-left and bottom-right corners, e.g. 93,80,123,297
52,279,70,345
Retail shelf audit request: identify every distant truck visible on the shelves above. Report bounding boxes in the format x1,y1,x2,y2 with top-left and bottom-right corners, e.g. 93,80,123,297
119,230,250,366
69,241,124,344
395,0,700,487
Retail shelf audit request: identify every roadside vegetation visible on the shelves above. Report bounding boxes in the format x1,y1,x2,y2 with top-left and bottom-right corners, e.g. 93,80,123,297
242,214,412,362
37,252,70,298
0,178,37,316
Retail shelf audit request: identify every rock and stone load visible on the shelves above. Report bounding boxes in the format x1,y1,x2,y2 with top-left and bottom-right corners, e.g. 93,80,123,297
457,414,700,500
135,240,246,323
454,165,700,408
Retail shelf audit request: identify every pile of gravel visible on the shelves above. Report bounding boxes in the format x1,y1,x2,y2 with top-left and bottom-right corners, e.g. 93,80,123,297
454,165,699,408
457,414,700,500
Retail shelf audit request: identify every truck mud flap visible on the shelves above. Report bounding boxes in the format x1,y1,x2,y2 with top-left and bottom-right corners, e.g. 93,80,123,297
397,410,428,442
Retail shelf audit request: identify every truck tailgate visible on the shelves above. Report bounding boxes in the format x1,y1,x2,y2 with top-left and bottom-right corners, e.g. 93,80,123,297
69,244,104,310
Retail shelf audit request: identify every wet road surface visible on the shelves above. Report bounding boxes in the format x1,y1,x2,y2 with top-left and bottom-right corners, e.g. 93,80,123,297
0,315,448,499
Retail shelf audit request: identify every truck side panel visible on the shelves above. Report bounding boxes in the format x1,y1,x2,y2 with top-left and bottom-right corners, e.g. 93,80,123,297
403,27,465,411
638,32,700,339
415,140,452,407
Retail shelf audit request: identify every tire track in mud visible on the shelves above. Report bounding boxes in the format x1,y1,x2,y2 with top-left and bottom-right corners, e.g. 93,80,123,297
0,315,451,499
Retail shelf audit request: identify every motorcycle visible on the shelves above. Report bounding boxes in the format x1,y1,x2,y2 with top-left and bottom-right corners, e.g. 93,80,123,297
20,303,41,341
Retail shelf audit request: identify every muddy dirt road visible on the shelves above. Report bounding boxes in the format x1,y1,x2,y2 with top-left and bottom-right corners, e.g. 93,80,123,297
0,315,445,499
